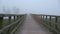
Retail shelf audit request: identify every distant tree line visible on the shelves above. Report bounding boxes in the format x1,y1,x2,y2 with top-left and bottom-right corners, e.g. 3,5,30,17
3,6,20,14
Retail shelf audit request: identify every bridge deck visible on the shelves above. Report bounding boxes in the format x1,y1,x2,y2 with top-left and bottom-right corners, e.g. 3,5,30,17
15,15,52,34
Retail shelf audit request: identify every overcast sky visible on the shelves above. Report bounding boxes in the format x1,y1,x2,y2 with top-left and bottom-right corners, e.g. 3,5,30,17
0,0,60,15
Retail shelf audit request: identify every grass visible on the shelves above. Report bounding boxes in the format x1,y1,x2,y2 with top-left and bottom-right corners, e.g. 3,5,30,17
43,17,60,33
1,19,15,27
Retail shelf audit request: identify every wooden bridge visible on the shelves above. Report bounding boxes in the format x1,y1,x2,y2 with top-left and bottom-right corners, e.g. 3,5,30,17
0,14,60,34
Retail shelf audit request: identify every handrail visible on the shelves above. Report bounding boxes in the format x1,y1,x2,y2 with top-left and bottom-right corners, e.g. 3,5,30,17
31,14,60,34
0,14,26,34
32,14,60,17
10,16,25,34
0,14,26,17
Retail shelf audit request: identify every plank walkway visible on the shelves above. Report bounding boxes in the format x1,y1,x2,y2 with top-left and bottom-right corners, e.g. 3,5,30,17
15,14,52,34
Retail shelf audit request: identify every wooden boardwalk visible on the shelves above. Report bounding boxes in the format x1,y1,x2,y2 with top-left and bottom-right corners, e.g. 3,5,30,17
15,14,52,34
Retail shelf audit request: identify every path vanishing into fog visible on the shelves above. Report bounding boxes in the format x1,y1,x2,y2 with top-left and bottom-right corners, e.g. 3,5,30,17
15,14,52,34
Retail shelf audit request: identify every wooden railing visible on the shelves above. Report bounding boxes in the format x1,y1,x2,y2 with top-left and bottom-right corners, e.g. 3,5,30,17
31,14,60,34
0,14,26,34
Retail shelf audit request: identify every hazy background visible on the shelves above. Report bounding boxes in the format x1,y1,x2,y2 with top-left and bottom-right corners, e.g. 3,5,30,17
0,0,60,15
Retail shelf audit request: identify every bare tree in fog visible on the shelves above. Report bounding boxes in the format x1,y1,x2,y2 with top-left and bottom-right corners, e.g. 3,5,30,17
3,6,6,14
13,7,20,14
3,6,11,14
7,8,11,14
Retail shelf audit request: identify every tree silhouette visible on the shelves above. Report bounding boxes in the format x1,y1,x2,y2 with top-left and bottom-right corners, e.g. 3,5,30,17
13,7,20,14
3,6,11,14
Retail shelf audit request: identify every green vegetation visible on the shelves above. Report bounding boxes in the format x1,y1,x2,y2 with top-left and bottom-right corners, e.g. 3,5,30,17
2,19,14,27
43,17,60,34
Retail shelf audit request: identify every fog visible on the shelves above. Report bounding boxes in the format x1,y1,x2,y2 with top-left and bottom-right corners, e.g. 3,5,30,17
0,0,60,15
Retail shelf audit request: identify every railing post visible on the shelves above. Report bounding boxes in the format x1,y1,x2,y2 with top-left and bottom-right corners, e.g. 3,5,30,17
55,17,58,30
54,17,58,34
46,16,47,25
40,16,42,23
49,16,51,31
17,16,19,20
43,16,44,25
50,16,51,26
0,17,3,29
7,16,11,34
43,16,44,22
14,16,15,21
9,16,11,22
19,16,21,17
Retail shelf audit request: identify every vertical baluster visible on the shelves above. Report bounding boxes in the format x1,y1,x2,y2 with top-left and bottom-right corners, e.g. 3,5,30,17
14,16,15,21
17,16,19,20
50,16,51,26
54,17,58,34
40,16,42,23
43,16,44,22
9,16,11,22
43,16,44,25
15,16,16,20
49,16,52,31
46,16,47,25
55,17,58,29
7,16,11,34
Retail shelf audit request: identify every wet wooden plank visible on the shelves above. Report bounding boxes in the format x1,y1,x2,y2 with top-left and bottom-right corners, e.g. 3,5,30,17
15,15,52,34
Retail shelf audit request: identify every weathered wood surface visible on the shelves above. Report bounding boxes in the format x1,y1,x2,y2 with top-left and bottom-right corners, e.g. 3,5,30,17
15,14,52,34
